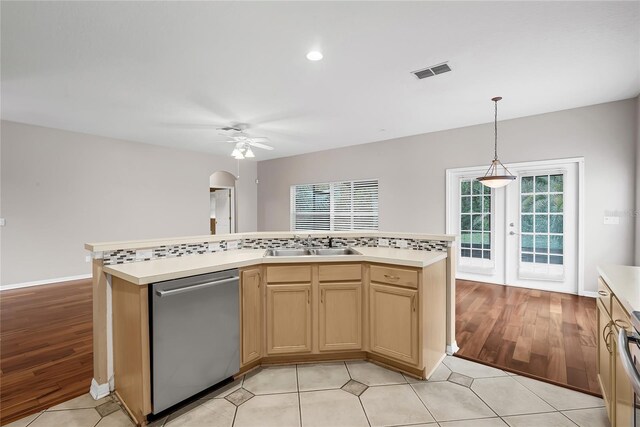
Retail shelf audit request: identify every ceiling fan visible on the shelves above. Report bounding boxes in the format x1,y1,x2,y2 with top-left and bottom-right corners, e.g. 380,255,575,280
217,123,274,159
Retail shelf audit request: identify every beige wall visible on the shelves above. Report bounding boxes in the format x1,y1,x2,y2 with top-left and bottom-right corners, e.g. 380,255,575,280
0,120,258,286
257,99,638,292
636,95,640,266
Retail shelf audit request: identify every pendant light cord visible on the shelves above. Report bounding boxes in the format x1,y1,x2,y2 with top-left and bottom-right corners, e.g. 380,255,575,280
494,99,498,161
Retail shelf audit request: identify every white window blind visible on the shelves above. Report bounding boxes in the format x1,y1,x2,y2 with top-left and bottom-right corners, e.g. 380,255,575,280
291,179,379,231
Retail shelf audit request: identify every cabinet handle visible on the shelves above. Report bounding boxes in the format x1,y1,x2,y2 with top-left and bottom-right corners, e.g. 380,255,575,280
597,290,608,297
257,273,261,288
615,319,631,329
411,295,416,312
384,274,400,281
321,289,325,304
307,289,310,304
603,321,613,354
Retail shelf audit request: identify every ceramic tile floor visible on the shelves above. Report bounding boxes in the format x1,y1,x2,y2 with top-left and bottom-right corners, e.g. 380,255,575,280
5,357,610,427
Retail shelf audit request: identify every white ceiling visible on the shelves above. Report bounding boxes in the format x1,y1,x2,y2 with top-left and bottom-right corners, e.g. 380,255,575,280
2,1,639,161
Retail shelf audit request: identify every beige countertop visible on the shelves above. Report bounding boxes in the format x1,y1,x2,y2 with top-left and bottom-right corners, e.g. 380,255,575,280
104,247,448,285
598,264,640,314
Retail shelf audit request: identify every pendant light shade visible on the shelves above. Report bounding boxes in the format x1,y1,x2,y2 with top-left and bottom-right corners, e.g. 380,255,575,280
477,96,515,188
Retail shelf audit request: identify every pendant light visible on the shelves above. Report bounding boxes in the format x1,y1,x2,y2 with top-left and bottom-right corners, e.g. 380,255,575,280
477,96,515,188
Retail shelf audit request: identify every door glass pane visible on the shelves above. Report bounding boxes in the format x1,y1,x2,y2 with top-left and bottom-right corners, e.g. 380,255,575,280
460,178,492,261
520,173,564,266
461,180,471,196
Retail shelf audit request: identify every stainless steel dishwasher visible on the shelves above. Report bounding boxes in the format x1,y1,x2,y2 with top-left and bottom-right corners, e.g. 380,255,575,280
151,269,239,414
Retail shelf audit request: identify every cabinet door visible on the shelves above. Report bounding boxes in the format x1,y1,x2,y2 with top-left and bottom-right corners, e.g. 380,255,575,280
369,282,419,365
597,300,614,418
614,326,634,427
319,283,362,351
266,284,312,355
240,268,262,366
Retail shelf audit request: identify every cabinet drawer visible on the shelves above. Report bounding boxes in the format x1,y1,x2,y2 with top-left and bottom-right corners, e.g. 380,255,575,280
370,265,418,289
319,264,362,282
266,266,311,283
612,296,632,332
598,277,612,317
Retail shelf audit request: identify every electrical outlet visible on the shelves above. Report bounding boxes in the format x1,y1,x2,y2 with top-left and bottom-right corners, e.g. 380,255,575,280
604,216,620,225
136,249,153,260
0,218,5,227
396,239,408,249
378,238,390,247
85,255,92,263
208,242,221,252
227,240,239,250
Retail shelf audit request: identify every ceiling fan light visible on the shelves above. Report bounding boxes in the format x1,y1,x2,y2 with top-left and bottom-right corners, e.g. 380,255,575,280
231,148,241,157
233,151,245,160
244,146,255,158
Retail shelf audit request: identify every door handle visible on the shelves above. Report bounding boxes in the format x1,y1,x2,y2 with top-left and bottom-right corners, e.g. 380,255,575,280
155,276,238,297
618,328,640,396
509,231,520,236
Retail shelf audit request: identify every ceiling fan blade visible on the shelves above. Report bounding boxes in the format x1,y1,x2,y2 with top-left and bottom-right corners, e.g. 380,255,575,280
248,141,274,150
248,136,270,143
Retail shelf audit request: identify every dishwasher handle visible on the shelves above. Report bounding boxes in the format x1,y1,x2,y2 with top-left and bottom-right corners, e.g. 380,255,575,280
617,327,640,396
155,276,238,298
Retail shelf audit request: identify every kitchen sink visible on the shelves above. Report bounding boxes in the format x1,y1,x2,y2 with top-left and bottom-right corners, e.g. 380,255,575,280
264,247,361,257
265,249,313,257
311,248,361,256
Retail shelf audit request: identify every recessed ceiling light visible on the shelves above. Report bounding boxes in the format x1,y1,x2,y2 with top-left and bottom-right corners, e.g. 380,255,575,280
306,51,323,61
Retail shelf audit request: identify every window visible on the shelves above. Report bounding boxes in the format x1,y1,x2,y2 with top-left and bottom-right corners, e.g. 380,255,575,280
291,179,379,231
520,173,564,265
459,179,492,260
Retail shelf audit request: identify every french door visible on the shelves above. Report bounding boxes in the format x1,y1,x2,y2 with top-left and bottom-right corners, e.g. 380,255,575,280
447,158,582,294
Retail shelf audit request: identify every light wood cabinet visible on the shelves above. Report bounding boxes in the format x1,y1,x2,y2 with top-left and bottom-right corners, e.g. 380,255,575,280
319,282,362,351
240,268,262,366
369,282,419,366
597,299,614,419
266,283,312,354
597,276,635,427
614,325,634,427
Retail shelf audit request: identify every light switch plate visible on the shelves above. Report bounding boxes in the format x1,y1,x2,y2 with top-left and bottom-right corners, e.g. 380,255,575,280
227,240,239,250
0,218,5,227
85,255,92,263
136,249,153,260
604,216,620,225
396,239,408,249
208,242,221,252
378,238,389,247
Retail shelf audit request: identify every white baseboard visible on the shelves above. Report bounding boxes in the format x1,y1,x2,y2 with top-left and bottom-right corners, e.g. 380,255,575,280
90,378,111,400
0,274,92,291
446,341,460,355
579,290,599,298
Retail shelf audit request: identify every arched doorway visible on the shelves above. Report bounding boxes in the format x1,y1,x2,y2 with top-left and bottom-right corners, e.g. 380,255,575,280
209,171,237,235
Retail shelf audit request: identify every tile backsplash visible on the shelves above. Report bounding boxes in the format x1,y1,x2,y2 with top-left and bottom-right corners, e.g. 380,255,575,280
101,236,450,266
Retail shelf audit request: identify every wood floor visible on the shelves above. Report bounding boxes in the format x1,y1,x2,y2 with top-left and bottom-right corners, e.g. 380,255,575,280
455,279,600,396
0,279,94,425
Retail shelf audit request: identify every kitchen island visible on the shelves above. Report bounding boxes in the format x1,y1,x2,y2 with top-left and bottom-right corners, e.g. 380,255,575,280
85,232,456,425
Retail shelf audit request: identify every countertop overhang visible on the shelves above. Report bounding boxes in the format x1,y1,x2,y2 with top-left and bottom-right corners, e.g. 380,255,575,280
104,247,448,285
598,264,640,314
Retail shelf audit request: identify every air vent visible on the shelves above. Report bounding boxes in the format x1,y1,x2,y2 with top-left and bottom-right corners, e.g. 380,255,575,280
412,62,451,79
